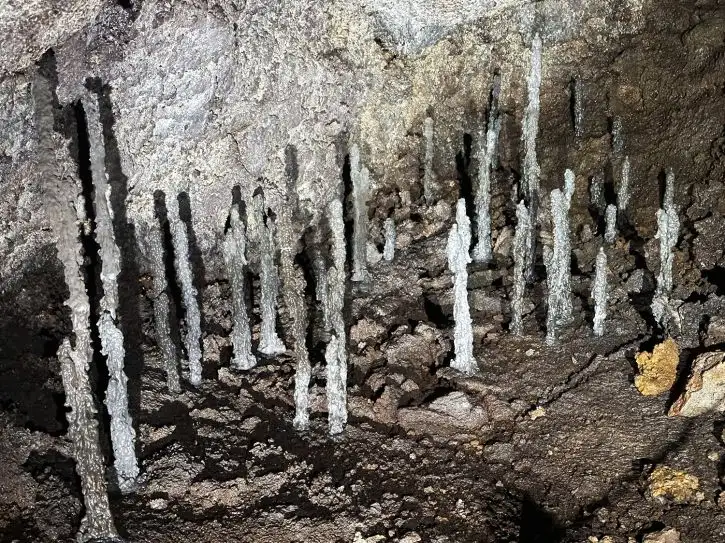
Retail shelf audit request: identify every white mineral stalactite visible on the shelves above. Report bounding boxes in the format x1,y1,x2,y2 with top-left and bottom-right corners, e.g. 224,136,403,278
423,115,435,203
383,217,396,261
146,221,181,393
619,156,631,212
258,209,286,355
82,92,138,493
223,204,256,370
511,200,530,336
592,247,608,337
350,144,371,282
573,78,584,139
604,203,617,244
447,199,477,374
472,77,501,264
545,170,575,345
326,198,348,435
166,194,203,385
589,173,605,213
652,169,680,328
33,74,117,542
611,117,624,155
522,34,543,280
276,201,312,431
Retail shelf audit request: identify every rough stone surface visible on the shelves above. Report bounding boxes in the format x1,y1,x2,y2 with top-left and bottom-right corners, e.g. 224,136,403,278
669,351,725,417
642,528,681,543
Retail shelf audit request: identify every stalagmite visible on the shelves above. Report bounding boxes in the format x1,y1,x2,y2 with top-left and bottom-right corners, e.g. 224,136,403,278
423,115,435,203
383,217,396,261
604,203,617,244
522,34,543,281
447,199,477,374
82,92,138,493
33,74,117,541
166,194,203,385
545,170,574,345
277,201,312,431
652,169,680,329
351,144,371,282
619,156,631,212
147,222,181,393
326,198,348,435
223,204,256,370
258,210,286,355
511,200,530,335
472,76,502,264
592,247,608,337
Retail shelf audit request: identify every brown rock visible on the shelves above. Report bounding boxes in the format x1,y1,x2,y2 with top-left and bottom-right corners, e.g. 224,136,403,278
669,351,725,417
634,338,679,396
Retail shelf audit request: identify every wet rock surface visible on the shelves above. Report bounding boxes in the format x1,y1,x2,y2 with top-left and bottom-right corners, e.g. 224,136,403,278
3,0,725,541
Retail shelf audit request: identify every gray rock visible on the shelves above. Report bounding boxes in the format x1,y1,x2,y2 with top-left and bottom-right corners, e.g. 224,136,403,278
669,351,725,417
0,0,104,75
624,268,654,294
398,391,492,439
643,528,681,543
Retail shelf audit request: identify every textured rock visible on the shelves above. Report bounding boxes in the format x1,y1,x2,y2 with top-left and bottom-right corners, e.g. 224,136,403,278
398,391,492,439
0,0,104,75
669,351,725,417
642,528,681,543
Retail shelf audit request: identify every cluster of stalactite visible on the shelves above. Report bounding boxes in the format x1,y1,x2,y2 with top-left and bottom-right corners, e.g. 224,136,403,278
33,34,683,540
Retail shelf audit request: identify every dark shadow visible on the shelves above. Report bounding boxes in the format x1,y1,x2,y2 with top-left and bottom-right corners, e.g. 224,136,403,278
455,132,475,222
568,78,578,134
285,144,300,206
94,80,146,462
657,169,668,208
702,266,725,295
423,296,453,329
0,259,70,436
518,496,566,542
341,153,354,268
587,174,606,233
223,185,245,234
603,161,617,208
248,187,266,333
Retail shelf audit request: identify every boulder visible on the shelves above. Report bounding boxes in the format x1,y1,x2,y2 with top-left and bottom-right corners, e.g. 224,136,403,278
669,351,725,417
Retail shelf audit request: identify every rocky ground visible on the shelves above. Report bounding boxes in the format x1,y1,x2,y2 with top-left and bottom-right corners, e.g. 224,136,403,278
3,0,725,542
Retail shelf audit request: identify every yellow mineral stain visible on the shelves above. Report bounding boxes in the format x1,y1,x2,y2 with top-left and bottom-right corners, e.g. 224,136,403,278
648,466,700,503
634,338,679,396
